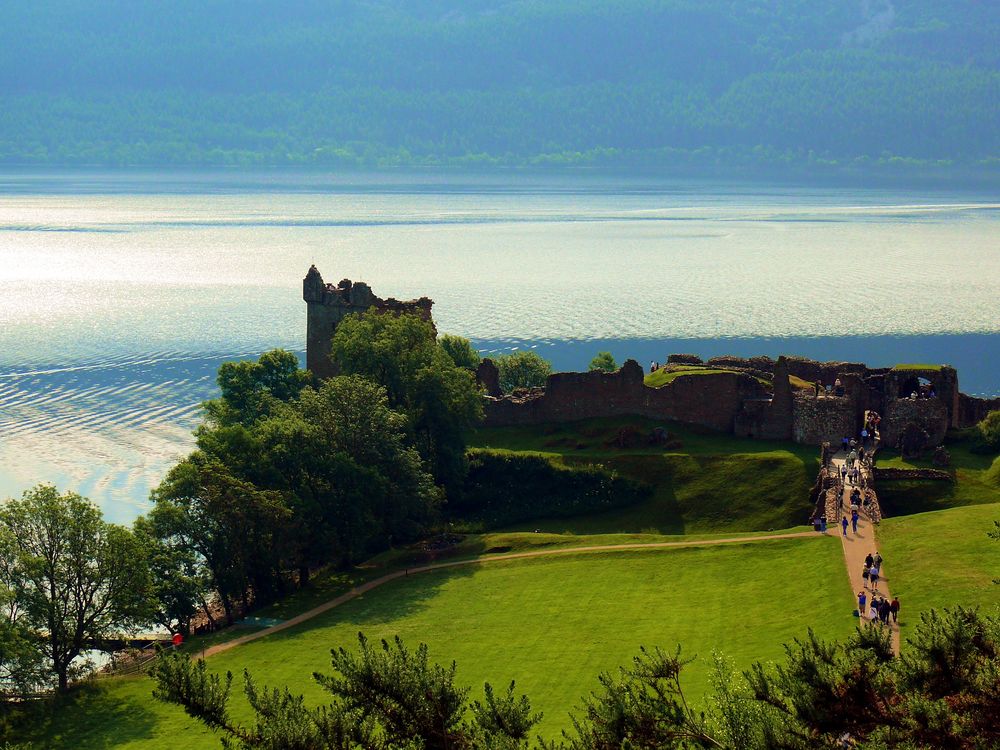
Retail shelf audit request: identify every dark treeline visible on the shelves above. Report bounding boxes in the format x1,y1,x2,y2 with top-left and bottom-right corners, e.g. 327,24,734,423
0,1,997,169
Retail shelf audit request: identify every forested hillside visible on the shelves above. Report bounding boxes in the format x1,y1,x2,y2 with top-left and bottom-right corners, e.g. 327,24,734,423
0,0,997,170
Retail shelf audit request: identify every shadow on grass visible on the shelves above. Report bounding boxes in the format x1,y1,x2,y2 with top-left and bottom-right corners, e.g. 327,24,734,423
19,680,161,749
215,561,480,649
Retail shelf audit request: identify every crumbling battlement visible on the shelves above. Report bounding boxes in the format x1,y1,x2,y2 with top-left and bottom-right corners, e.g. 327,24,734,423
303,265,433,379
479,351,994,449
483,359,769,431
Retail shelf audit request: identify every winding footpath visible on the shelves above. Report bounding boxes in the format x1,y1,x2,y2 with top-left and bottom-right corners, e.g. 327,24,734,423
829,451,901,654
202,530,817,658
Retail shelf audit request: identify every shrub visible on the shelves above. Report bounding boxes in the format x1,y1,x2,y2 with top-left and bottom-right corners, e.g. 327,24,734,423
453,449,650,528
975,410,1000,453
438,334,481,370
493,351,552,393
589,351,617,373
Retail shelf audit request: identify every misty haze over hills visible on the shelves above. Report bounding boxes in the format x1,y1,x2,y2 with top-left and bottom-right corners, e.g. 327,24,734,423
0,0,997,172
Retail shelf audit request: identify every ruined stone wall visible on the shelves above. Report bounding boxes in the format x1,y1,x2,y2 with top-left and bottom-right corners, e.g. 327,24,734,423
882,397,949,448
957,393,1000,428
303,265,433,379
791,394,857,445
483,360,769,431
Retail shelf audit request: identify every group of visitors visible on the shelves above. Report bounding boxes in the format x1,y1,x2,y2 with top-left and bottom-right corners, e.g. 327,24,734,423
840,506,862,535
864,410,881,439
649,360,661,373
813,377,847,398
909,384,936,400
858,588,899,625
857,552,900,625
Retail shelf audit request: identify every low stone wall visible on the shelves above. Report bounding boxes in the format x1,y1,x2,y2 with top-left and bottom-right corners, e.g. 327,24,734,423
874,467,952,482
483,359,769,431
957,392,1000,428
792,394,857,445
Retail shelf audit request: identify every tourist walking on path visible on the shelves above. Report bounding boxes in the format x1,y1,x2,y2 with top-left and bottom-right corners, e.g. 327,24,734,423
851,509,859,534
865,553,874,568
862,564,870,588
858,590,867,616
870,566,880,592
890,597,900,623
874,552,883,569
842,517,849,536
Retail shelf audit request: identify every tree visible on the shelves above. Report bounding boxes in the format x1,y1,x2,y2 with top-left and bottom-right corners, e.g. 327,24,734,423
588,352,616,373
976,409,1000,453
0,531,46,702
493,352,552,393
440,334,482,370
206,349,311,428
0,485,152,691
150,460,290,623
133,515,210,637
330,311,483,492
152,632,540,750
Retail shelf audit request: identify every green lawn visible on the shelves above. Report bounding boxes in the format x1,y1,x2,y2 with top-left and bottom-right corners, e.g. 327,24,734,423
644,366,736,388
876,436,1000,516
877,502,1000,639
26,537,853,749
471,418,819,534
891,363,944,371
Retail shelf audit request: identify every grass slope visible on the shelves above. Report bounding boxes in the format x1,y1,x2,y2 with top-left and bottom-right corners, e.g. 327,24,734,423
877,502,1000,637
876,438,1000,516
471,418,818,534
27,538,852,748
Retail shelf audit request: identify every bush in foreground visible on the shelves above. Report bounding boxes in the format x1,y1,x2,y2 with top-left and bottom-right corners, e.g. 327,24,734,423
152,607,1000,749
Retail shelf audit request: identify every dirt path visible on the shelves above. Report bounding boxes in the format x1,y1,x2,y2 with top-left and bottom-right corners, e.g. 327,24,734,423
830,451,901,654
201,530,819,658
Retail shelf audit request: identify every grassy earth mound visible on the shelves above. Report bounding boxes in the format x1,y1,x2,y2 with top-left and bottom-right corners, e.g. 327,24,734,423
26,537,851,749
470,417,818,534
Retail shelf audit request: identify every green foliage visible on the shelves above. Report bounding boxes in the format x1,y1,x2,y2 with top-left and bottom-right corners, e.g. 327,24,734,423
152,633,539,749
330,311,483,492
150,608,1000,749
206,349,311,428
587,352,616,373
975,409,1000,453
440,334,482,371
455,450,650,528
0,485,152,691
493,352,552,394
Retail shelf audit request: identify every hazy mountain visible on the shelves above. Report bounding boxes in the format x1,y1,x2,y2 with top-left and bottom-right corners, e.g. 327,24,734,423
0,1,997,171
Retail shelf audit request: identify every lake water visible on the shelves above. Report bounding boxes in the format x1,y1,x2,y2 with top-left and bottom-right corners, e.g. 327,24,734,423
1,171,998,522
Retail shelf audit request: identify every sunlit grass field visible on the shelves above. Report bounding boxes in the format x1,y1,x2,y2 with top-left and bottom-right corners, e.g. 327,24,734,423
26,537,852,749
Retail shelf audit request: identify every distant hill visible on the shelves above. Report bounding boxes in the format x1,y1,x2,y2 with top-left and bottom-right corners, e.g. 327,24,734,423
0,1,998,173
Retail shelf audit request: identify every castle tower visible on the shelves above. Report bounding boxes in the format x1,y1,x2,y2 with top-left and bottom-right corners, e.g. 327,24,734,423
303,265,434,379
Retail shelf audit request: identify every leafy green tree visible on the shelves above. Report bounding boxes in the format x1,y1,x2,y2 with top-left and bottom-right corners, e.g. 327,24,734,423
206,349,311,428
588,352,616,373
152,633,540,750
440,334,482,370
0,531,46,701
494,352,552,393
150,460,290,623
0,485,152,691
133,515,210,636
330,312,483,492
976,409,1000,452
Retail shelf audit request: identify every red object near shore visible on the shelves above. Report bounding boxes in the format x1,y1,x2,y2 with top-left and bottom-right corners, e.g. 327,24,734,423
172,633,183,648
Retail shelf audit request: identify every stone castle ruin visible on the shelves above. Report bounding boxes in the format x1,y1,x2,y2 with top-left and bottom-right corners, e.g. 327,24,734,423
304,267,1000,449
303,265,433,379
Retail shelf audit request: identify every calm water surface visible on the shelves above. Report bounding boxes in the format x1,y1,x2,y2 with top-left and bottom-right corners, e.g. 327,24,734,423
1,172,998,521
